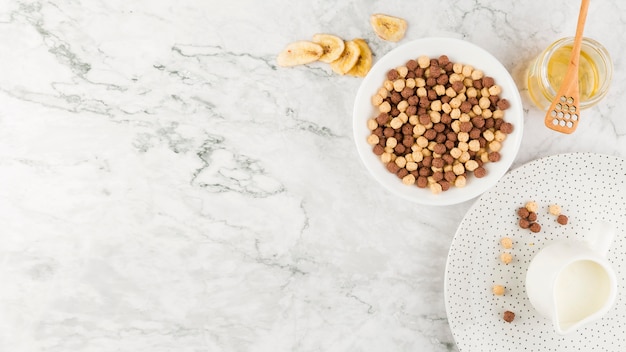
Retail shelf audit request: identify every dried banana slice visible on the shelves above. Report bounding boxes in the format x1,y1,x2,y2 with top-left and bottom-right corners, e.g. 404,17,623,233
312,33,346,63
277,41,324,67
347,38,373,77
370,13,407,42
330,40,361,75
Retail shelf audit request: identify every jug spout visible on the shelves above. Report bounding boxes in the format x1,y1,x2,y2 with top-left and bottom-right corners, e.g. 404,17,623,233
554,307,608,335
556,320,582,335
554,304,603,335
587,220,615,256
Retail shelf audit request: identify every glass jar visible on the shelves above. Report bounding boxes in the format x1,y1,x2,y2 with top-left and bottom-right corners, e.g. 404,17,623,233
527,37,612,110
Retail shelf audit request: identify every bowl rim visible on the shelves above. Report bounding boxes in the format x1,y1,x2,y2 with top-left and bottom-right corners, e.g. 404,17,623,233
352,37,524,206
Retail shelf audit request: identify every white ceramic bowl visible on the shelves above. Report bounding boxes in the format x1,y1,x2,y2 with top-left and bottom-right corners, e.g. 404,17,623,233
352,37,524,206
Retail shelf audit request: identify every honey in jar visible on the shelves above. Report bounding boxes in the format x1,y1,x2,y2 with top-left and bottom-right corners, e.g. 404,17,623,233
527,37,612,110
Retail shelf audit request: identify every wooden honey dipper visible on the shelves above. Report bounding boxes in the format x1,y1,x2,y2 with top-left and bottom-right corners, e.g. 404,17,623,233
544,0,590,134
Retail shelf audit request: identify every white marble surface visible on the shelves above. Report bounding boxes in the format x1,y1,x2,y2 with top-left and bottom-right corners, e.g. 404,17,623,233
1,1,625,351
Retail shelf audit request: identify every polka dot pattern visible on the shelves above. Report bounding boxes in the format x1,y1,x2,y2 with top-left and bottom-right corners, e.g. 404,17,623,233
444,152,626,351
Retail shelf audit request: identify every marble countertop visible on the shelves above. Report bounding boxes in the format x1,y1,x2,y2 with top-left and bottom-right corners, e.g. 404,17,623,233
1,1,625,351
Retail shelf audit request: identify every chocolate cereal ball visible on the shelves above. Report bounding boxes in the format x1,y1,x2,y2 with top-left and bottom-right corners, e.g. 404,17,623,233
503,311,515,323
517,207,530,219
519,219,530,229
530,222,541,233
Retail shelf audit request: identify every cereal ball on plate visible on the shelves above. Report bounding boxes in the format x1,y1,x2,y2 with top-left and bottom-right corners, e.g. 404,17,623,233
519,219,530,229
529,222,541,233
492,285,505,295
500,252,513,264
503,310,515,322
548,204,562,216
517,207,530,219
525,201,538,213
500,237,513,249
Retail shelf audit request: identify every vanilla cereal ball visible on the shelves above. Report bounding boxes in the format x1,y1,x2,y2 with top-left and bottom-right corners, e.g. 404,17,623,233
454,175,467,188
500,252,513,264
465,159,479,171
371,94,384,106
402,174,416,186
492,285,505,296
429,182,443,194
417,55,430,68
389,117,403,129
525,201,539,213
379,101,391,113
548,204,562,216
452,162,465,176
393,79,405,92
468,139,481,152
492,109,504,119
397,66,408,78
367,118,378,130
452,62,463,74
488,140,502,152
488,84,502,96
395,156,407,168
500,237,513,249
458,151,471,163
483,129,495,142
366,134,379,145
471,69,484,80
494,130,507,142
461,64,474,77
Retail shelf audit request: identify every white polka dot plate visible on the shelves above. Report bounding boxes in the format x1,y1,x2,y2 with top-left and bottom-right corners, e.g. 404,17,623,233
352,37,524,206
445,152,626,351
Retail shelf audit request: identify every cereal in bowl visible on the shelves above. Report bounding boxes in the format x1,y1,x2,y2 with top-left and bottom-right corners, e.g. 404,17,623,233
366,55,514,193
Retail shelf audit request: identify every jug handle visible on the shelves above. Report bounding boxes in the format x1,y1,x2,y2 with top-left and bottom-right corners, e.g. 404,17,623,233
588,220,615,256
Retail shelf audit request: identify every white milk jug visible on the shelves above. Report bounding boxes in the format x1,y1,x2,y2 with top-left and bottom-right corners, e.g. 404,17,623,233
525,221,618,335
